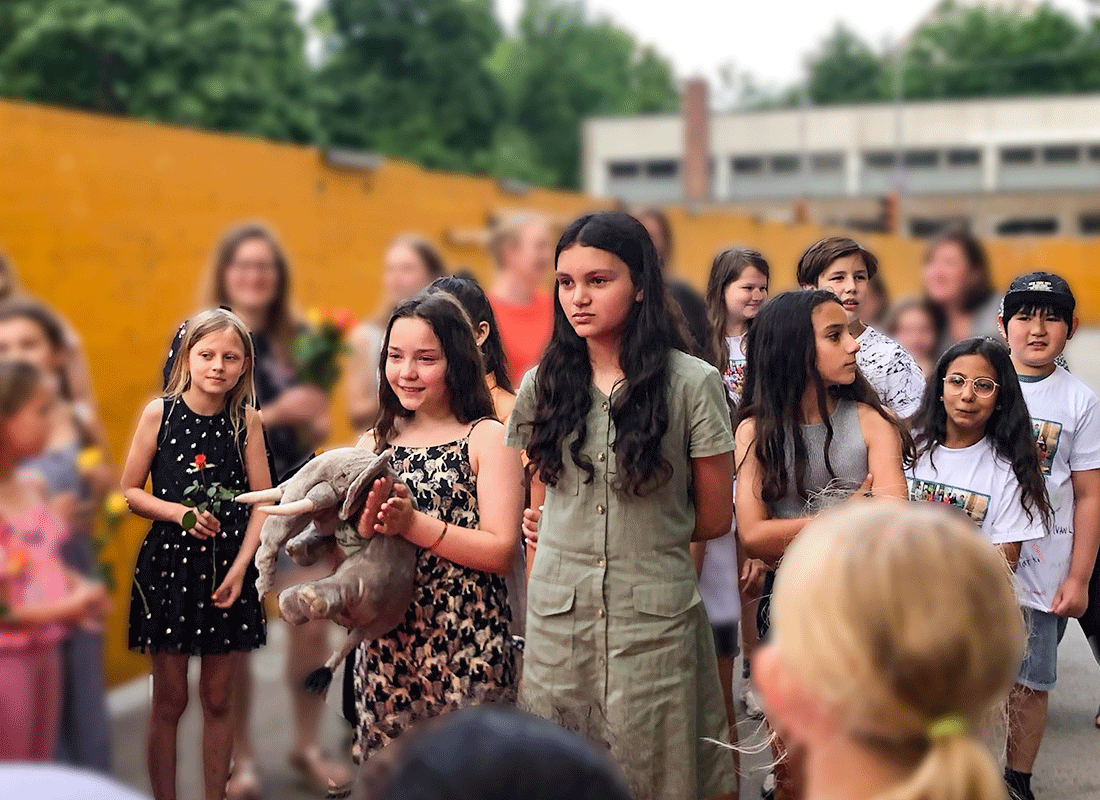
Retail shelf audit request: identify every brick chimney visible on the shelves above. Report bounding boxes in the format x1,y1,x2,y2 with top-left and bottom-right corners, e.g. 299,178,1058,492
682,77,710,205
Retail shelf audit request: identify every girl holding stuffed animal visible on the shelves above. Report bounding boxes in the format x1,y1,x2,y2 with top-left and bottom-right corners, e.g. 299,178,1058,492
0,359,108,761
349,291,523,762
122,308,271,800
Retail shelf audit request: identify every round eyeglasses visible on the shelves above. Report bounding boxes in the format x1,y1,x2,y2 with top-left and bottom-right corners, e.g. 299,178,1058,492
943,374,998,398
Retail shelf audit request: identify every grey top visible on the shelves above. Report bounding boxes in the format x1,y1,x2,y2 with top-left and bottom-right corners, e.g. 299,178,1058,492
769,398,869,519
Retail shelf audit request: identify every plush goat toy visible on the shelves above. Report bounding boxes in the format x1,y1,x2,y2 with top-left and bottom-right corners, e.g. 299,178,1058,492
236,447,417,694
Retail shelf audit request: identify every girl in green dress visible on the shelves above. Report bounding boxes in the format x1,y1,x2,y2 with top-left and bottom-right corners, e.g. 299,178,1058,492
505,211,737,800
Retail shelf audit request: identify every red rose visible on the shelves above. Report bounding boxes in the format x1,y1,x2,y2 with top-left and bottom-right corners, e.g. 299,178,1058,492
194,454,207,469
333,308,355,335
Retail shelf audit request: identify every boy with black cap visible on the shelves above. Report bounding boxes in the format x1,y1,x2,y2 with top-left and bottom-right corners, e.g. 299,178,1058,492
999,272,1100,800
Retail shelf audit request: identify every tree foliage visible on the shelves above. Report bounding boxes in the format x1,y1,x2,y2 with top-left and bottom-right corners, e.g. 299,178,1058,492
805,23,889,105
0,1,319,142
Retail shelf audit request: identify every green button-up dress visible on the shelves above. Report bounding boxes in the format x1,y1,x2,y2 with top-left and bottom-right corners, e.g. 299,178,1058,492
505,350,737,800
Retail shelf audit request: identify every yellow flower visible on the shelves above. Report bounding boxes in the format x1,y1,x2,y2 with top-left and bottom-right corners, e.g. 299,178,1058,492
105,491,129,519
304,306,323,329
77,447,105,473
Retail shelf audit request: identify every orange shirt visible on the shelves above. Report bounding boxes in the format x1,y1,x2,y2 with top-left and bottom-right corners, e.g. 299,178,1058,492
490,291,555,387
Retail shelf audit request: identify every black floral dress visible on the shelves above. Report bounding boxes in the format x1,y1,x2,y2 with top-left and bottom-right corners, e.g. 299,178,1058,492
128,397,266,655
351,435,517,762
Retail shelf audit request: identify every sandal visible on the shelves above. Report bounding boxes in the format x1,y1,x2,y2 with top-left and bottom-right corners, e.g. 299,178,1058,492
288,746,350,797
225,758,262,800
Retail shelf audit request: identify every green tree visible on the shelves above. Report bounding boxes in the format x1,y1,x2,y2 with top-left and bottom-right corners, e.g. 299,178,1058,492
0,0,318,143
492,0,680,189
314,0,505,174
901,2,1098,99
805,23,888,105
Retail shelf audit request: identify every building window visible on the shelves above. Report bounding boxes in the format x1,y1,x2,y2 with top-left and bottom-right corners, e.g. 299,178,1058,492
1088,145,1100,162
770,155,801,174
995,217,1058,236
909,217,970,238
865,151,896,169
1001,147,1036,166
812,153,844,172
1081,213,1100,235
1043,145,1079,164
946,149,981,167
904,150,939,168
732,156,763,176
645,159,678,179
608,161,639,179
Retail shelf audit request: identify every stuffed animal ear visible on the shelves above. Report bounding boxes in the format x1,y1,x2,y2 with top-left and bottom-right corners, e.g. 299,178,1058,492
340,449,394,520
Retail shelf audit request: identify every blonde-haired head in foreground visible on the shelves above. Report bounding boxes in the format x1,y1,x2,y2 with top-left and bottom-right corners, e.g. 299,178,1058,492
756,500,1024,800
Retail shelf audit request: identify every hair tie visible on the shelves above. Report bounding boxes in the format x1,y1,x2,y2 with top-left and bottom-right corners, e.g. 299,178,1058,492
927,714,967,742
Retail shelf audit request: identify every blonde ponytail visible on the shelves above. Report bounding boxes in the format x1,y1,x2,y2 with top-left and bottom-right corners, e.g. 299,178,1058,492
768,501,1024,800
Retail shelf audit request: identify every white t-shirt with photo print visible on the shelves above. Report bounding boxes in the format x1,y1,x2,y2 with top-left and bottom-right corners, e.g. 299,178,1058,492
722,334,747,405
907,437,1047,546
1015,365,1100,612
856,325,925,418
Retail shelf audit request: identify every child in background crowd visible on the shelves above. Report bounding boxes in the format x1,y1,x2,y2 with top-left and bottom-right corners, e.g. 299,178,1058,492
907,337,1050,573
0,300,113,771
508,211,737,800
885,297,944,379
0,360,107,761
123,309,271,800
798,237,925,418
755,501,1024,800
996,273,1100,800
703,248,771,726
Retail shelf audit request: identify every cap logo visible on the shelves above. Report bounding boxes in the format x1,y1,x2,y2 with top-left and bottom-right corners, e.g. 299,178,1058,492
1026,280,1053,292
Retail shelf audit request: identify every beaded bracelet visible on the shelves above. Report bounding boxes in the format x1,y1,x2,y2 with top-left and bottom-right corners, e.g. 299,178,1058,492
428,520,449,551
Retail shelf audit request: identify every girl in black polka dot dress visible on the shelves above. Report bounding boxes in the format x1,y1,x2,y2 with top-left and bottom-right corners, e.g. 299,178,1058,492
121,308,271,800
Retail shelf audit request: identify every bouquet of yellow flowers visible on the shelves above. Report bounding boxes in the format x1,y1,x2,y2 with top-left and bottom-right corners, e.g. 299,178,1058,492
294,307,355,391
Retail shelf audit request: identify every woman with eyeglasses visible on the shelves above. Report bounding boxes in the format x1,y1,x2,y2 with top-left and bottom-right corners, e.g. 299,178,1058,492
907,337,1052,569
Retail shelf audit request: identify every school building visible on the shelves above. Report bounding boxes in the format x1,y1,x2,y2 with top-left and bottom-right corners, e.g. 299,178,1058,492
581,89,1100,239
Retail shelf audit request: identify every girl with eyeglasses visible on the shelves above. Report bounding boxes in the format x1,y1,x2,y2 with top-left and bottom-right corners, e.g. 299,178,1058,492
907,337,1052,568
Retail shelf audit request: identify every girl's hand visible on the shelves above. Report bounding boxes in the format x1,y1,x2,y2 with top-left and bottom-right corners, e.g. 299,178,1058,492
1050,575,1088,618
522,505,542,549
181,506,220,539
356,476,394,539
740,558,768,594
847,473,875,502
374,483,414,537
212,569,244,608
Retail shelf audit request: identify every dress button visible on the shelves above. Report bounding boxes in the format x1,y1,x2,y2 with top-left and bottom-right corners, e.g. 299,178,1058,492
597,607,605,618
598,656,606,665
597,558,605,568
596,504,605,515
597,452,605,462
601,401,609,411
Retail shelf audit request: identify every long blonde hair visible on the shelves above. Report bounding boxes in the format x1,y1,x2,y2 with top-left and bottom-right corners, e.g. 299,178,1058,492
202,222,297,354
163,309,256,448
770,501,1024,800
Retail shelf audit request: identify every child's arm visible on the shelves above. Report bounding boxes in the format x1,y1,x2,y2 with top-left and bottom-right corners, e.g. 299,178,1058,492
1051,468,1100,616
524,473,545,585
999,542,1022,571
121,400,190,525
212,408,271,608
4,579,106,627
363,421,524,574
859,406,908,500
734,419,808,565
691,451,733,541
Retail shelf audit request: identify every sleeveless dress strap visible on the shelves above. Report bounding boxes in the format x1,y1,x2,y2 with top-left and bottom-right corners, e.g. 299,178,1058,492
467,416,496,436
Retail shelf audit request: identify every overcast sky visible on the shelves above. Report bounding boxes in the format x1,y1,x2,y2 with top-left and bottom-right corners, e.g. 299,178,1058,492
293,0,1092,92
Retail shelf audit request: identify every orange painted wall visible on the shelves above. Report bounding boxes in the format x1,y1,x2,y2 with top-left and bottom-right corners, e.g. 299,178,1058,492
2,98,1098,684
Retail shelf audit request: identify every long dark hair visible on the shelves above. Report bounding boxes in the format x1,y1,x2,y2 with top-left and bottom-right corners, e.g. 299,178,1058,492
373,293,495,451
524,211,688,496
911,338,1051,526
738,291,913,504
704,248,770,378
0,299,72,400
427,275,513,393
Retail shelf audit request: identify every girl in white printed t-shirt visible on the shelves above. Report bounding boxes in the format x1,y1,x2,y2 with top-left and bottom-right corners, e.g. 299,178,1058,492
907,337,1052,567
